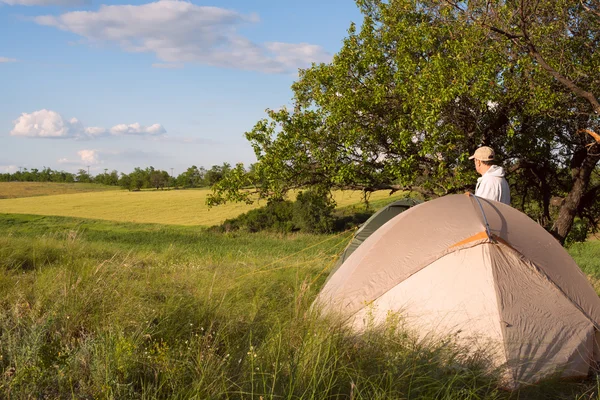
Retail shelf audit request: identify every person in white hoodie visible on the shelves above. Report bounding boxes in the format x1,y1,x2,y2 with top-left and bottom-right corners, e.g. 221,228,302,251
469,146,511,205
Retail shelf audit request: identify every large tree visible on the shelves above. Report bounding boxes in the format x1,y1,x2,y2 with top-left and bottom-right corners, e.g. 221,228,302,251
440,0,600,240
210,0,600,244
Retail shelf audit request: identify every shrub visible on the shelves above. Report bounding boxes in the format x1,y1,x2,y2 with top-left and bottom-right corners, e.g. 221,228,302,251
214,189,337,234
292,189,336,234
217,199,296,233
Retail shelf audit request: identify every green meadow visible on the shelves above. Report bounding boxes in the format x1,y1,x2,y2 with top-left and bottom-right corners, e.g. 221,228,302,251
0,213,599,399
1,185,600,398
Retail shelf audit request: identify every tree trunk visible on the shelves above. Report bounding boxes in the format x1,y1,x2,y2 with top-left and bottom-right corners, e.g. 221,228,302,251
551,148,600,244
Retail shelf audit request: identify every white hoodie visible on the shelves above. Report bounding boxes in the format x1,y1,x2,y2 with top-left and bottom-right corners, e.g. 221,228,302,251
475,165,511,205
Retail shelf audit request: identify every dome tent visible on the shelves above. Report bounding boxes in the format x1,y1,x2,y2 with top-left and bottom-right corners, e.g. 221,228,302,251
315,193,600,388
325,198,422,282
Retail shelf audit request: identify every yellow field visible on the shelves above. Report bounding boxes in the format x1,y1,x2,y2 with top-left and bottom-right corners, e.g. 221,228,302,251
0,182,118,199
0,188,405,226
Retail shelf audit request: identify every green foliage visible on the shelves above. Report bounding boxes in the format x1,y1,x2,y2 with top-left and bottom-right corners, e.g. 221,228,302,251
0,162,234,190
214,189,337,234
0,213,598,398
94,169,120,186
209,0,600,244
216,199,296,233
564,218,591,247
293,188,336,234
118,172,132,190
0,167,76,183
150,169,170,190
76,169,92,183
117,167,173,191
176,165,206,188
205,163,232,187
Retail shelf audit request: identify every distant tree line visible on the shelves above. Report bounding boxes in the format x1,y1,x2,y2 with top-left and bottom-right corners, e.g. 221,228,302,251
0,163,238,191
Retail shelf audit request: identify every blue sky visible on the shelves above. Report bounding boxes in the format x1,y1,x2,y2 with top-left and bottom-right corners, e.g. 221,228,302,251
0,0,362,175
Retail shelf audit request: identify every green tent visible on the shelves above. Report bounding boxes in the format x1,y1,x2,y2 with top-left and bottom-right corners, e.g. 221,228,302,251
326,198,422,281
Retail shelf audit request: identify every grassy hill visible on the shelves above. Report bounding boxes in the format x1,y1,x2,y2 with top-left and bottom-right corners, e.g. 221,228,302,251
0,187,410,226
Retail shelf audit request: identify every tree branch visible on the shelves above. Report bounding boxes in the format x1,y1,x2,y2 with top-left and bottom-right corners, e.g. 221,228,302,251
487,25,524,40
581,0,600,19
337,184,432,197
525,41,600,115
464,1,600,115
579,128,600,146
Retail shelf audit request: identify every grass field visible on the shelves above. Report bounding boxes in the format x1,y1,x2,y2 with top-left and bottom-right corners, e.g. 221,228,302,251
0,186,410,226
1,186,599,398
2,212,599,399
0,182,119,199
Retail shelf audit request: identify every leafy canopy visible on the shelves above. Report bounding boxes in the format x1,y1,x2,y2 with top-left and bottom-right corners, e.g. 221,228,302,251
208,0,600,242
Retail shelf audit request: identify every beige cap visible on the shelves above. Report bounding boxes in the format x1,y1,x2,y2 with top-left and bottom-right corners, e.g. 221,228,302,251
469,146,495,161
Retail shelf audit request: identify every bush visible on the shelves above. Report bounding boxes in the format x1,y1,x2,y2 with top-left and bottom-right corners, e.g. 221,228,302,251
214,188,336,234
217,199,296,233
292,189,336,234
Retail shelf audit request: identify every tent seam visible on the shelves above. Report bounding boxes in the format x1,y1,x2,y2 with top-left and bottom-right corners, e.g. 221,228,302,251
488,245,517,385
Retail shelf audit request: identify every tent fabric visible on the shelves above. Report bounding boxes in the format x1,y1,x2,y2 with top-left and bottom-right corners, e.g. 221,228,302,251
315,193,600,387
326,198,422,281
351,244,506,358
490,245,594,384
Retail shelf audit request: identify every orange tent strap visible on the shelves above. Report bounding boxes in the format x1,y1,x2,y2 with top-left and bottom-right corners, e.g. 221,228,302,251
449,231,488,249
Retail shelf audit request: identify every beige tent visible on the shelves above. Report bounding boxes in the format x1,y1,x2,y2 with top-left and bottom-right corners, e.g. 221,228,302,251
315,193,600,388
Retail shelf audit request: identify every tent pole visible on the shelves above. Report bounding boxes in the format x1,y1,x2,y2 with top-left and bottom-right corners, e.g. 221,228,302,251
471,195,494,241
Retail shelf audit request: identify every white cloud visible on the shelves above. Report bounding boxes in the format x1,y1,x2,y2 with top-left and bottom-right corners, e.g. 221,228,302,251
84,126,107,137
110,123,166,136
77,149,99,164
0,165,19,173
10,109,166,139
34,0,331,73
0,57,17,63
1,0,84,5
10,109,82,138
58,149,100,166
265,42,330,71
